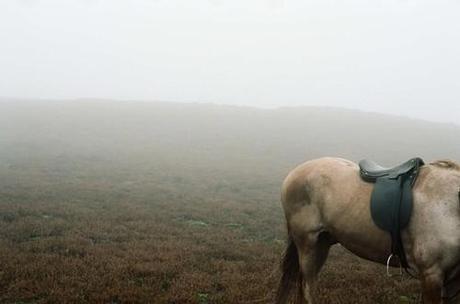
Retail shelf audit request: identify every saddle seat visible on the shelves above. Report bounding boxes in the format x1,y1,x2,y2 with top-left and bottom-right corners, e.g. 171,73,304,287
359,158,424,182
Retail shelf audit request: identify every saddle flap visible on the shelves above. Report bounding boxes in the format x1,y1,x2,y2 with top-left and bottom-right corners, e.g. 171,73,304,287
370,177,413,233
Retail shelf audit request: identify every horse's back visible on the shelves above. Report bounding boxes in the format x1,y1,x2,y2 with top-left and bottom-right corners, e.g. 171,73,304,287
282,157,363,211
282,157,357,202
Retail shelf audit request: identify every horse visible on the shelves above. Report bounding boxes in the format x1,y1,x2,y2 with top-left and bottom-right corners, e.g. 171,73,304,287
275,157,460,304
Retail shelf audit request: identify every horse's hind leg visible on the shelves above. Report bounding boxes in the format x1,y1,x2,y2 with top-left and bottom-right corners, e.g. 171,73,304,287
293,231,332,304
420,269,443,304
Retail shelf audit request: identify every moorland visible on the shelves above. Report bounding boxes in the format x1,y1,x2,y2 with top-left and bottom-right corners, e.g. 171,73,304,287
0,99,459,303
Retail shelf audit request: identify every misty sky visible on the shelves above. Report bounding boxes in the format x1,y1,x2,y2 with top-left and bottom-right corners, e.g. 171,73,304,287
1,0,459,124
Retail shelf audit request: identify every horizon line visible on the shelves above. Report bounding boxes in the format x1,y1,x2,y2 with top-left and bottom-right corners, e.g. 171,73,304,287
0,96,458,128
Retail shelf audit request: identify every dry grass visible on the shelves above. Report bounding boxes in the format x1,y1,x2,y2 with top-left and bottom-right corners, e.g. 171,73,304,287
0,161,420,304
0,101,440,303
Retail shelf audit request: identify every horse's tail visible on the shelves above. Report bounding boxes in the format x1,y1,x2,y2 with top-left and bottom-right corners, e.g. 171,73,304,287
275,235,302,304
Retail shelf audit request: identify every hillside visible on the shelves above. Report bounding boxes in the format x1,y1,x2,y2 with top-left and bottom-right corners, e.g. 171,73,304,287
1,99,458,180
0,99,458,303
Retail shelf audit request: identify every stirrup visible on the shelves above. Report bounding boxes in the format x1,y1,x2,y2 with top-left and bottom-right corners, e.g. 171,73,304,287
386,254,403,277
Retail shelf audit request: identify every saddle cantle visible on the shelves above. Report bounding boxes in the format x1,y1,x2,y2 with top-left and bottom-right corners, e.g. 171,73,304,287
359,157,425,270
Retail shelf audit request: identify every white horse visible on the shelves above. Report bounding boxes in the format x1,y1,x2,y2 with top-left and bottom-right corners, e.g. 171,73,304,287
276,157,460,304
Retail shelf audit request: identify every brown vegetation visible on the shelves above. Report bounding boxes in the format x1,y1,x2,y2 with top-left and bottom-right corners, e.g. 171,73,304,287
0,161,420,303
0,100,458,303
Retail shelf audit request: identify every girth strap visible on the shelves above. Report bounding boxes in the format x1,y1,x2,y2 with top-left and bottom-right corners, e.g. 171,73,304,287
390,175,409,269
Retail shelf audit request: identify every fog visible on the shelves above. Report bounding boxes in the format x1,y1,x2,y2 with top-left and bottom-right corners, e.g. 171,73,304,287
1,0,460,124
1,3,460,301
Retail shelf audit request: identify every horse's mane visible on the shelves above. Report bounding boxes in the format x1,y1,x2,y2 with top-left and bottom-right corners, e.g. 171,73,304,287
429,159,460,171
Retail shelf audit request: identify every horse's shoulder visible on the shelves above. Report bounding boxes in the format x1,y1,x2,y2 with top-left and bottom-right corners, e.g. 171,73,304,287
417,160,460,183
414,159,460,200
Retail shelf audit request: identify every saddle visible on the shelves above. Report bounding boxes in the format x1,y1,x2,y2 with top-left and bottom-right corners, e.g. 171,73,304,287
359,157,425,270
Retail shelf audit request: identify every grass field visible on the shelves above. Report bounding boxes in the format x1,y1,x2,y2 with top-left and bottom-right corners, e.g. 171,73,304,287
0,155,421,304
1,100,457,303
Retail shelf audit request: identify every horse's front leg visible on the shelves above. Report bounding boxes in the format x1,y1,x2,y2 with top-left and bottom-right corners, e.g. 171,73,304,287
421,269,444,304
